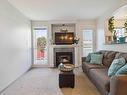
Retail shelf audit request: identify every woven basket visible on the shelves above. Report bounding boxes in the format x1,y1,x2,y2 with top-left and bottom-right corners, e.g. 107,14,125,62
59,64,74,72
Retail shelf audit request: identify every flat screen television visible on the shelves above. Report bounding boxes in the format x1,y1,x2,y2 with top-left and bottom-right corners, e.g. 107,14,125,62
55,32,74,45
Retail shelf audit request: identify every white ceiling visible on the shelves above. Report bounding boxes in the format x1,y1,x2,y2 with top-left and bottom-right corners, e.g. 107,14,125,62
8,0,118,20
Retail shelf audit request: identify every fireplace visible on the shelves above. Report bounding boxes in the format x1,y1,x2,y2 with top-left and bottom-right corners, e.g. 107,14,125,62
54,48,74,67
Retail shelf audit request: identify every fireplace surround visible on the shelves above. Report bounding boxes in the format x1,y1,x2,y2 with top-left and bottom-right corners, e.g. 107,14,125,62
54,48,74,67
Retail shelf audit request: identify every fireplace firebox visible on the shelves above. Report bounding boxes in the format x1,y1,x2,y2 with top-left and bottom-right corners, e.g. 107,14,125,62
54,48,74,67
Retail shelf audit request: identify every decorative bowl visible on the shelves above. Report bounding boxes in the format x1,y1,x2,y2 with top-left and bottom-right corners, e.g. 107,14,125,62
59,64,74,72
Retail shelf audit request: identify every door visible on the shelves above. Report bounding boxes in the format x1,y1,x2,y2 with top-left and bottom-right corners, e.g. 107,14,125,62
33,27,48,66
82,29,93,57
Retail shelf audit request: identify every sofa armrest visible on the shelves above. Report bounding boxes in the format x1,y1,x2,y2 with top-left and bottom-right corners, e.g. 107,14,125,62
109,75,127,95
82,57,86,62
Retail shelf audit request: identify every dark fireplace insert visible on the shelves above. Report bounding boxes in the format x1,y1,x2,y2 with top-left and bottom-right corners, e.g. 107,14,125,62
56,52,73,67
54,48,74,67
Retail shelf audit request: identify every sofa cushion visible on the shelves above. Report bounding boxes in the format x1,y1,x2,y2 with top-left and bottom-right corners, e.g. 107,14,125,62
102,51,117,67
83,62,106,72
99,50,113,56
115,52,127,63
85,53,91,62
89,68,110,93
90,54,103,64
108,58,126,77
85,52,101,62
115,64,127,75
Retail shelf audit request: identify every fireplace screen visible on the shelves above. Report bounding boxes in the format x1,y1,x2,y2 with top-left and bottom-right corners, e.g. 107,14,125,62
59,55,70,63
54,48,74,67
56,52,73,67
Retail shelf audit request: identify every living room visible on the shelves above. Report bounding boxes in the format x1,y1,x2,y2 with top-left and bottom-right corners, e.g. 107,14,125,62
0,0,127,95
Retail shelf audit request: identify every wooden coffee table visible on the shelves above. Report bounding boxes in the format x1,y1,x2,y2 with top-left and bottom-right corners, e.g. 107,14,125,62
59,71,75,88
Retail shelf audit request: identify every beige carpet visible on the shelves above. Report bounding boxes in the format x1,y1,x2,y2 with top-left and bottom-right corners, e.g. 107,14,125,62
0,67,100,95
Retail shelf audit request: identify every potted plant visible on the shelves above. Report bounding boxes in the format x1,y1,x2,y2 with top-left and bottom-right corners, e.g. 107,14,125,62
124,20,127,31
108,16,117,42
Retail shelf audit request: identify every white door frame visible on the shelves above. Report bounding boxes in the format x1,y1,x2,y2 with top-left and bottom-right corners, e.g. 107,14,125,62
32,27,49,67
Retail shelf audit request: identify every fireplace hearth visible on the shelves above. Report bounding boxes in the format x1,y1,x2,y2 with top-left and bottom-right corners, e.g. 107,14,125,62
54,48,74,67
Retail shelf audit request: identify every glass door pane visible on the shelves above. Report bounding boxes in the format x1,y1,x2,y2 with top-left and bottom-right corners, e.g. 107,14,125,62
34,28,48,65
82,29,93,57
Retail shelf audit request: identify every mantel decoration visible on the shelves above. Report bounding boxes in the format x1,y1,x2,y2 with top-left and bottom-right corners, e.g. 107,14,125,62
108,16,115,33
74,36,80,44
108,16,117,42
60,24,68,32
124,20,127,31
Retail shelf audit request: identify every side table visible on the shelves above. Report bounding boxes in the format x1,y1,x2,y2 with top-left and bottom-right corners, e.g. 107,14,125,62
59,71,75,88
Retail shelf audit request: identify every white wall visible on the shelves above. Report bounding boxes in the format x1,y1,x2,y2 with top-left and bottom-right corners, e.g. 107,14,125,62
0,0,31,92
114,19,126,27
96,1,127,52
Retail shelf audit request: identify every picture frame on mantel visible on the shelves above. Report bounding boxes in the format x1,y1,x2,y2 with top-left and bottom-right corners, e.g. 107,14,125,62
105,36,112,44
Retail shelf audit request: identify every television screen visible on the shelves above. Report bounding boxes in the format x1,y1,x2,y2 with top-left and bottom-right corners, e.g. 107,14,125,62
55,32,74,45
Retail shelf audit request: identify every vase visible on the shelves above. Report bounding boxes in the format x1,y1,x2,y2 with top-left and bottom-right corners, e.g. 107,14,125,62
112,31,117,43
74,39,79,44
113,35,117,42
119,37,126,43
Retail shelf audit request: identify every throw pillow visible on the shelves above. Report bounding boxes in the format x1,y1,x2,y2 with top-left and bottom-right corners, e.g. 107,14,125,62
115,64,127,75
85,52,100,62
85,53,91,62
90,54,103,64
108,58,126,77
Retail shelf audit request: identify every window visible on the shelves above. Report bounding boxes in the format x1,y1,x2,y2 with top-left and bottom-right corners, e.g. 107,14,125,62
82,29,93,57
